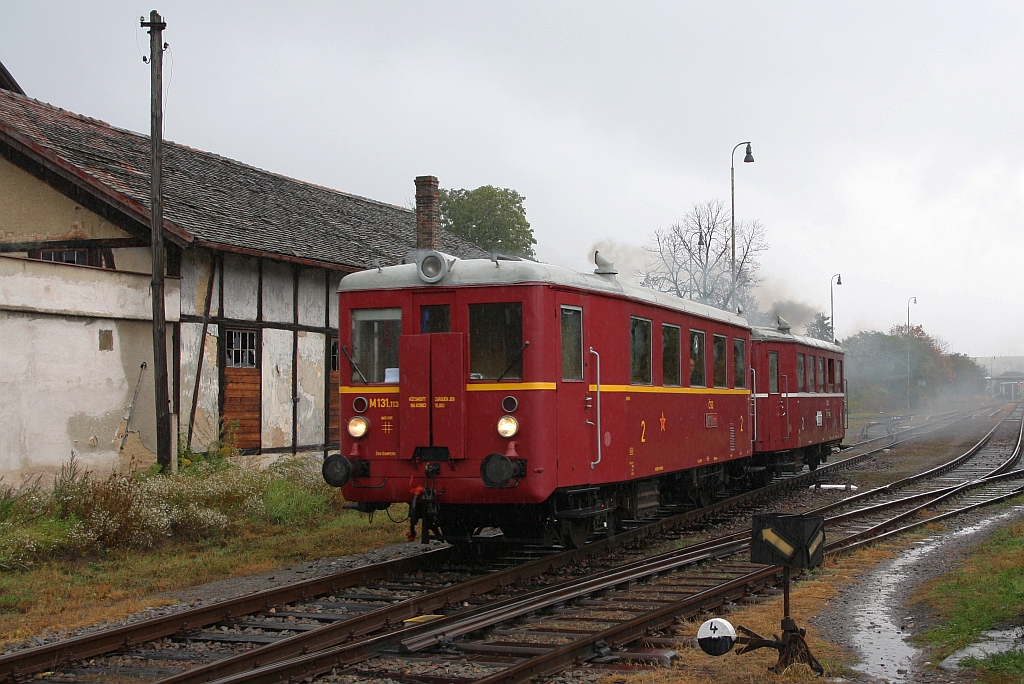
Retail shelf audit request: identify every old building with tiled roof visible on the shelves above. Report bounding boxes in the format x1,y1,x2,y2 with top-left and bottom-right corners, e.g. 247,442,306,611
0,83,484,478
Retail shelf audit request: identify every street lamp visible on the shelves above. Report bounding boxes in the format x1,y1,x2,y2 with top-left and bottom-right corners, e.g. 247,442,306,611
907,296,917,413
730,141,754,310
830,274,842,343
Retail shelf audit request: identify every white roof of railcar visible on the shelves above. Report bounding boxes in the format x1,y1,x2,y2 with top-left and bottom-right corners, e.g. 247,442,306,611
339,257,747,327
750,325,844,353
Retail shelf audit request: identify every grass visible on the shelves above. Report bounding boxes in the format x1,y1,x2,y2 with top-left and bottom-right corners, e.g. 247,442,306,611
910,507,1024,681
0,453,409,645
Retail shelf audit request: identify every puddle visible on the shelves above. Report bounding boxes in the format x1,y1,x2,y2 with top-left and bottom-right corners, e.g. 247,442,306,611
849,507,1023,683
939,628,1022,670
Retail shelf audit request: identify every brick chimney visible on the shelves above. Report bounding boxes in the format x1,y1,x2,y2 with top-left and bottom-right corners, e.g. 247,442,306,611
414,175,439,251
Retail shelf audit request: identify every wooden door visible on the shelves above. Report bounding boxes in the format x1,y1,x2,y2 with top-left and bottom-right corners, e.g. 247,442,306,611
223,329,261,449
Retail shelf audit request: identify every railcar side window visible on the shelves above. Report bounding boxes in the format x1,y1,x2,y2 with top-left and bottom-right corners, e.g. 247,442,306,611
733,338,747,388
768,351,779,393
797,353,806,392
561,307,584,381
818,357,825,392
712,334,728,388
420,305,450,333
662,324,681,386
807,355,815,393
828,358,835,392
837,360,844,388
469,302,523,379
351,308,401,383
689,331,706,387
630,317,653,384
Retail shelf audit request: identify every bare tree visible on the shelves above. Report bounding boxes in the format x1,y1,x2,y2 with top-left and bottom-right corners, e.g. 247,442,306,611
638,199,768,312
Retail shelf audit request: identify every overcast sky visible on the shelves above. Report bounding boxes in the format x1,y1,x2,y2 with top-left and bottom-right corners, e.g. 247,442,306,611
2,2,1022,357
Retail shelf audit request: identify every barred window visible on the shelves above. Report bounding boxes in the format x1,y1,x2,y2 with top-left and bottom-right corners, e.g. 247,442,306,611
331,339,339,372
226,330,258,368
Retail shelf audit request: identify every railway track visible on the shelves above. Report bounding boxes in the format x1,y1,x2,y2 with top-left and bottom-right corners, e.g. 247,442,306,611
2,404,1012,684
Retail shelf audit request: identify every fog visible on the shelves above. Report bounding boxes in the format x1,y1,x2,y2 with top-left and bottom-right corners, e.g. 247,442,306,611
2,1,1022,355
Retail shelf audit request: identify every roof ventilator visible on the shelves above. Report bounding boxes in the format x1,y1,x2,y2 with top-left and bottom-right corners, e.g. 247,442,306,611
776,315,792,333
593,250,618,283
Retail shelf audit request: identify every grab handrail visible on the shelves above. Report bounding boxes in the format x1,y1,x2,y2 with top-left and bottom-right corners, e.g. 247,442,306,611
589,347,602,469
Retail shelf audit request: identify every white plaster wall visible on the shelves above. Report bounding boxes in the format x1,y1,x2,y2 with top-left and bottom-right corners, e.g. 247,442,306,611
0,311,155,478
261,259,293,324
297,268,326,327
222,253,258,321
296,331,326,446
179,248,220,318
329,271,343,330
0,256,179,321
261,328,293,449
179,321,220,451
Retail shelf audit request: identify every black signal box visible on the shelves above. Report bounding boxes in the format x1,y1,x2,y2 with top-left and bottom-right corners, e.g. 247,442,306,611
750,514,825,569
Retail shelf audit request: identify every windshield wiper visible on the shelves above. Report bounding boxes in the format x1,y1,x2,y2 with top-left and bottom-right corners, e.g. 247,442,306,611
496,340,530,382
341,345,369,384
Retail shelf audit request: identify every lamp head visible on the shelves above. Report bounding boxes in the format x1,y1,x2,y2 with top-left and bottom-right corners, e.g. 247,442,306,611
910,296,917,304
743,143,754,163
836,274,842,285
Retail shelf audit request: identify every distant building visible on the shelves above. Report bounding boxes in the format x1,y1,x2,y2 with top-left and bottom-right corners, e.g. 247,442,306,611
0,76,483,479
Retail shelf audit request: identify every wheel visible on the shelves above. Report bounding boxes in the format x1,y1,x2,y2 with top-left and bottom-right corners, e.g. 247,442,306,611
556,519,591,549
690,486,714,508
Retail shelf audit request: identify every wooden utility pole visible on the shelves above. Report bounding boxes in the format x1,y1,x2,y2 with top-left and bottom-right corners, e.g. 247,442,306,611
142,10,172,470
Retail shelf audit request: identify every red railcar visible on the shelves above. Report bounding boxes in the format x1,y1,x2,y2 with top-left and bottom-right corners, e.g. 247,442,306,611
749,323,846,479
322,251,843,546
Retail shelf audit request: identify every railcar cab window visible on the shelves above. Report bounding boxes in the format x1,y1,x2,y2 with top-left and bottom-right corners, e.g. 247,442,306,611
469,303,523,380
420,305,450,333
351,308,401,383
662,324,681,386
818,357,825,392
689,330,706,387
827,358,835,393
630,317,653,384
712,335,728,388
733,339,746,388
797,353,806,392
807,355,816,393
561,306,584,381
768,351,779,393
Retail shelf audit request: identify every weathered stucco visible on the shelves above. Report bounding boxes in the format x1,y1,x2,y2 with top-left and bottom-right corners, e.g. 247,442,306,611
298,268,326,327
261,328,293,449
296,331,326,446
0,255,180,321
0,311,170,479
180,248,220,318
329,271,342,330
0,156,132,244
222,253,258,320
262,259,293,324
179,321,220,451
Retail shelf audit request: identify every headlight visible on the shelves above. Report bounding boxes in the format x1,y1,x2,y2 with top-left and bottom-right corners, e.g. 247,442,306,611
497,415,519,438
348,415,370,438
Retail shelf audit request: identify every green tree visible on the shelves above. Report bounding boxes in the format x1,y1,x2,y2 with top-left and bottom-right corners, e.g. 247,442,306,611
438,186,536,258
804,312,833,342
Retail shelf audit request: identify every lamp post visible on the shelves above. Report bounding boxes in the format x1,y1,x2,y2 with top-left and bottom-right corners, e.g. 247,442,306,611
907,296,917,413
730,141,754,310
830,274,842,343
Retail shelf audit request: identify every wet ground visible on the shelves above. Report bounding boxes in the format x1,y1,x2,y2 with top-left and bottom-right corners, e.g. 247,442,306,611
813,504,1024,683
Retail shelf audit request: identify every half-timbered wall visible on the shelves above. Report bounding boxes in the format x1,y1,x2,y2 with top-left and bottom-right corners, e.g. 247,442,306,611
178,246,346,459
